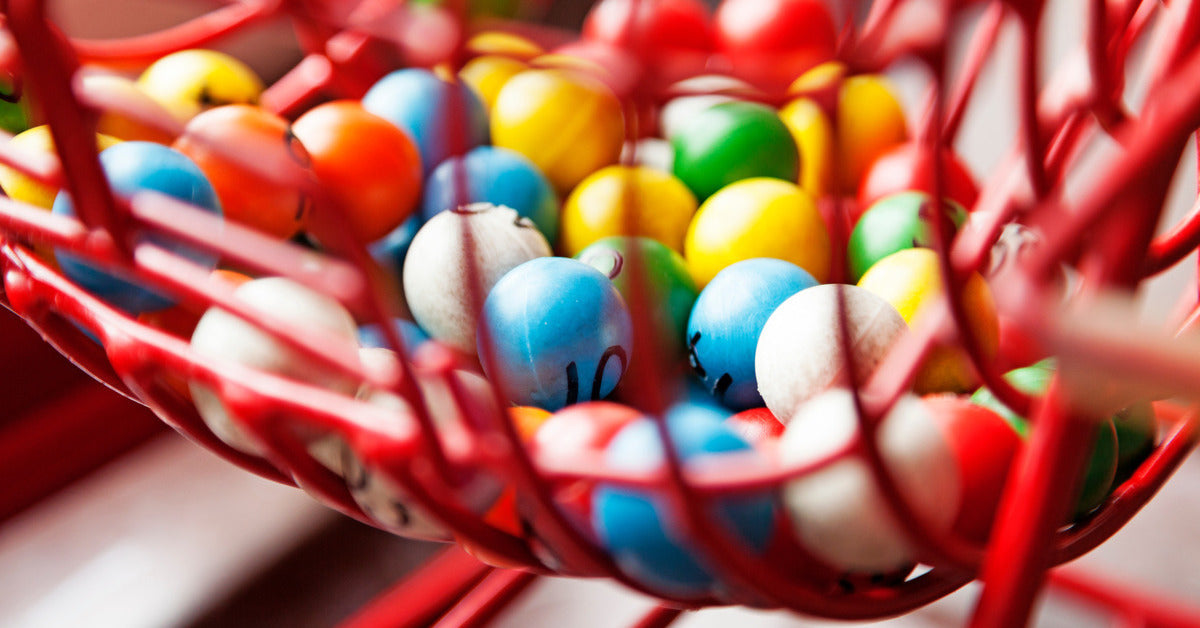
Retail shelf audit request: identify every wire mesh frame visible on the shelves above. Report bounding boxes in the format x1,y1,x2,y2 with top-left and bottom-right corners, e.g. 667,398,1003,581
0,0,1196,626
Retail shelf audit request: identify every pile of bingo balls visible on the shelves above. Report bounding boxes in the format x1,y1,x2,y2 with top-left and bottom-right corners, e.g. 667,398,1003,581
0,0,1161,604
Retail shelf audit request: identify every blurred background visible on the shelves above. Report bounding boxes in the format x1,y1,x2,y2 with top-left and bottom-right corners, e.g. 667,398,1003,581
1,0,1198,626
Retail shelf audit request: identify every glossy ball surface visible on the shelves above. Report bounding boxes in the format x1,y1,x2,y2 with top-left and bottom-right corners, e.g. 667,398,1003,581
686,258,817,410
857,143,979,218
714,0,837,91
578,237,698,358
847,192,968,282
460,55,528,112
136,49,263,122
659,75,753,141
478,257,633,410
52,141,221,313
173,104,310,239
780,390,960,573
923,395,1021,543
422,146,559,243
583,0,713,77
362,69,488,178
857,248,998,393
563,165,698,255
403,204,551,354
684,178,829,286
593,402,774,597
292,101,423,243
756,284,907,421
189,277,359,455
671,101,798,201
491,69,625,192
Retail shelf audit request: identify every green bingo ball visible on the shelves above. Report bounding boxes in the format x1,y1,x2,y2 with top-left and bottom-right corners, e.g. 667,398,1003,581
671,101,799,201
847,192,968,282
971,359,1119,519
578,236,698,358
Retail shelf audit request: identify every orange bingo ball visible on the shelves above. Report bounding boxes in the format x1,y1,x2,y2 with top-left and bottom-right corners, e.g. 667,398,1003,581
291,101,423,243
174,105,311,239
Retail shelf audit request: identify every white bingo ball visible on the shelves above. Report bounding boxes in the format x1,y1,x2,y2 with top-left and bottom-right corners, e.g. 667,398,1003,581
755,284,907,422
308,346,501,540
403,203,552,354
779,389,961,574
189,277,359,455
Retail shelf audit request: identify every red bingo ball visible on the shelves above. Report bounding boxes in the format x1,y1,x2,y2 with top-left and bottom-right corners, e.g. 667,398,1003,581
923,395,1021,544
291,101,422,243
725,407,785,445
857,142,979,220
583,0,713,79
714,0,837,92
173,105,311,239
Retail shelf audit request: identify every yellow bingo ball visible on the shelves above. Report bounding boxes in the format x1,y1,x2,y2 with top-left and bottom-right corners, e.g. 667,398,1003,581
0,125,120,209
561,165,698,255
466,31,543,60
781,73,907,195
491,69,624,193
684,178,830,287
460,55,528,111
857,248,999,393
137,49,263,122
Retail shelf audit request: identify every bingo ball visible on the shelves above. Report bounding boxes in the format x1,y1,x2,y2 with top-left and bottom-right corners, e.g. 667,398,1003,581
362,68,488,178
780,390,961,574
780,74,908,196
478,257,633,411
686,258,817,410
404,204,552,354
857,248,999,393
578,236,698,358
672,101,798,201
357,317,431,353
460,55,529,112
292,101,423,243
923,395,1021,544
562,165,698,255
971,360,1119,518
0,125,119,209
593,402,774,597
684,178,829,286
422,146,559,243
621,138,675,173
725,407,785,445
173,104,311,239
52,141,221,313
189,277,359,455
492,69,625,192
582,0,714,72
136,49,263,122
659,75,754,141
756,284,907,421
847,192,968,282
857,143,979,218
0,90,29,135
714,0,837,92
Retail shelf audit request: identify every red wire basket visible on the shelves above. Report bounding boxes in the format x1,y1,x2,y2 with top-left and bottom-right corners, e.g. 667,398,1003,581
1,0,1199,626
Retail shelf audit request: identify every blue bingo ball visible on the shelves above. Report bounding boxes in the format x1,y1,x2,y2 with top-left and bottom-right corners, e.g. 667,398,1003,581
478,257,633,411
422,146,559,243
52,141,222,313
593,402,774,598
369,215,421,280
686,258,817,410
362,68,490,177
358,318,430,353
